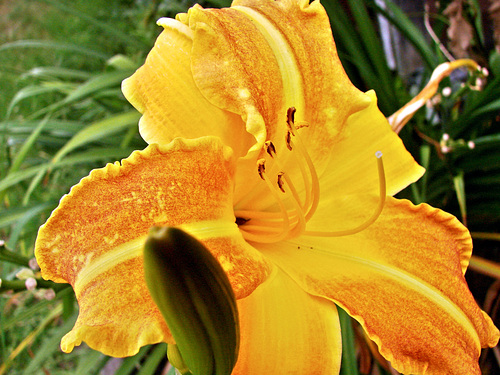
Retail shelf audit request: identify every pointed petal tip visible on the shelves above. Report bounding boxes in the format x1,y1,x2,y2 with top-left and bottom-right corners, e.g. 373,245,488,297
60,319,172,357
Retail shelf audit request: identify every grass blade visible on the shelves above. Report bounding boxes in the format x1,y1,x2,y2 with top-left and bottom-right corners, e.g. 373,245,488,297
375,0,438,69
0,40,110,60
0,148,134,193
40,0,150,50
137,344,168,375
51,110,141,163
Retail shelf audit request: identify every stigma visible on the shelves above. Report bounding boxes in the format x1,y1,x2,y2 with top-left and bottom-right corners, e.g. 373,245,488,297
235,108,386,243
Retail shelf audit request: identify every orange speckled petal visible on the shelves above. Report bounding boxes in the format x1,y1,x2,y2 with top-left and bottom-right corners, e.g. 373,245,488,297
233,268,342,374
259,197,500,374
35,137,271,357
181,0,370,205
184,0,368,153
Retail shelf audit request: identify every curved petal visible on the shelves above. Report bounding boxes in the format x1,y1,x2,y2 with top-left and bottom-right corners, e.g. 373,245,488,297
121,19,255,158
181,0,370,208
317,91,425,198
35,137,271,357
234,268,342,374
258,197,500,374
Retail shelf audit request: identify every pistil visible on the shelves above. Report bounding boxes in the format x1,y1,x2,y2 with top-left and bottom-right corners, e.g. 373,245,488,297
304,151,386,237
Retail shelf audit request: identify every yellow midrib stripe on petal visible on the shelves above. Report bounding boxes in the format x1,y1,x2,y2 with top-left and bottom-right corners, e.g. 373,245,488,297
74,221,241,295
298,244,482,349
178,220,240,240
74,235,148,295
232,6,305,122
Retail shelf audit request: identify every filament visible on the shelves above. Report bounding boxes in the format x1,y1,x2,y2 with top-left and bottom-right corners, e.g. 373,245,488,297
286,118,320,221
239,159,292,243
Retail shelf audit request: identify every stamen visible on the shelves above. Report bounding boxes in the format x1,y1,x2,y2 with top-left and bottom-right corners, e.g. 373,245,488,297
257,159,266,180
235,107,322,243
279,172,307,236
304,152,386,237
286,107,296,135
277,172,286,192
287,107,295,123
263,141,310,237
294,122,309,130
285,131,293,151
265,141,276,157
286,116,320,221
239,160,291,243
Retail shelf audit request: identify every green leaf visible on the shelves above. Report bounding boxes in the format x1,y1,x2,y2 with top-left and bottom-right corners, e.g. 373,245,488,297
0,202,55,229
74,348,107,375
374,0,438,69
347,0,394,98
6,84,73,118
137,344,168,375
0,148,133,193
51,110,140,163
40,0,150,50
22,66,92,81
114,346,150,375
0,39,110,60
22,311,78,375
1,119,85,136
61,70,134,105
453,172,467,223
339,307,359,375
8,115,52,174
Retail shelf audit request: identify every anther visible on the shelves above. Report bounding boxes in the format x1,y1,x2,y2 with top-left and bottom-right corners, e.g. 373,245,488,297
265,141,276,157
295,122,309,130
235,217,250,226
277,172,286,193
257,159,266,180
286,107,309,131
287,107,296,133
285,131,293,150
237,107,320,243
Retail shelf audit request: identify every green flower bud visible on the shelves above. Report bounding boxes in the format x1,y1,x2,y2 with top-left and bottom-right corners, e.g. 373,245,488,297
143,227,240,375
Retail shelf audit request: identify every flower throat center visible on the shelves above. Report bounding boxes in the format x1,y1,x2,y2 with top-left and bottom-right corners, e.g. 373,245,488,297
235,108,386,244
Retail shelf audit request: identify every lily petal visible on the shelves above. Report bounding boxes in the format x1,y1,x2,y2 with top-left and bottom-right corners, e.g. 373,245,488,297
180,0,370,205
185,0,368,151
124,0,420,212
121,20,254,158
35,137,271,357
317,90,425,198
234,268,342,374
259,197,500,374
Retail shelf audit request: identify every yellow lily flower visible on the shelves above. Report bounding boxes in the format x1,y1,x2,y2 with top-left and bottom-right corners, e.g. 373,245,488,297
35,0,499,374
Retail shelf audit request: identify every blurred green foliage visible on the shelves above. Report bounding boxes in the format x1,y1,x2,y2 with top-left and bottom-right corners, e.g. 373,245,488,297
0,0,498,374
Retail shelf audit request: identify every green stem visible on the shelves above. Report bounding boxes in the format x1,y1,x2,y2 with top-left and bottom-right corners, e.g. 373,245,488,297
0,242,30,267
0,278,66,293
339,306,360,375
